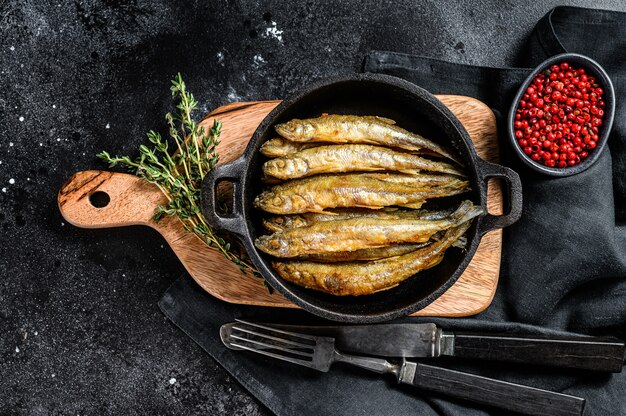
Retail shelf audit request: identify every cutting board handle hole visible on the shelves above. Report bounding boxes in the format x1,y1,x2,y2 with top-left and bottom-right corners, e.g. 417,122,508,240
89,191,111,208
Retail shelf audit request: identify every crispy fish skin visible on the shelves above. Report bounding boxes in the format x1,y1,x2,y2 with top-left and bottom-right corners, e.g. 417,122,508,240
269,172,465,190
272,222,471,296
262,215,310,233
304,243,430,262
261,138,449,160
262,208,454,233
262,144,465,180
260,138,324,158
262,217,467,254
254,201,481,257
253,173,469,214
274,114,461,163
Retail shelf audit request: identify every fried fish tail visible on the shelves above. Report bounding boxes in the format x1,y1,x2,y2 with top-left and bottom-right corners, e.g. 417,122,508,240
449,200,483,225
272,222,471,296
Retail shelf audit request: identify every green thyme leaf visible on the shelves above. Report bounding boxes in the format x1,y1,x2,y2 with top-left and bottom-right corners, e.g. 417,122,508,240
98,73,257,278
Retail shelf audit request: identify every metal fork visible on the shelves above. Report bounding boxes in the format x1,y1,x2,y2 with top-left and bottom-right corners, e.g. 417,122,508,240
220,320,585,416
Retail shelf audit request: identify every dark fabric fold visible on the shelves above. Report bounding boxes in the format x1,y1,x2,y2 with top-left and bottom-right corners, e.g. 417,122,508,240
159,275,625,416
159,6,626,415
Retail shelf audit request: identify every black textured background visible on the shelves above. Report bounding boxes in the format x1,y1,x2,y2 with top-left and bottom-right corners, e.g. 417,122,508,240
1,1,625,415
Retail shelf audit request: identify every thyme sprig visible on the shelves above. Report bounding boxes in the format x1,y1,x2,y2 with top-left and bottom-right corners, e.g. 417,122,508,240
97,73,256,275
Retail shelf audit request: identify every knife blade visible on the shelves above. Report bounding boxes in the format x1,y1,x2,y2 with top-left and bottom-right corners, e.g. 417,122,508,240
265,323,452,357
260,322,625,372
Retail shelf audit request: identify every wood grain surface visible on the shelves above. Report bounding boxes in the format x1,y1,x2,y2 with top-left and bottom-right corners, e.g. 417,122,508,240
58,95,502,316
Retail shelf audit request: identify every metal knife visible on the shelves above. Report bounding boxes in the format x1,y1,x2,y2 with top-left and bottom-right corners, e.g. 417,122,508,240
259,323,624,372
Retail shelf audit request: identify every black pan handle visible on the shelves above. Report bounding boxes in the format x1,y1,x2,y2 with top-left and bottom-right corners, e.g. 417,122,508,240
451,332,625,373
200,156,247,239
403,361,585,416
476,158,523,236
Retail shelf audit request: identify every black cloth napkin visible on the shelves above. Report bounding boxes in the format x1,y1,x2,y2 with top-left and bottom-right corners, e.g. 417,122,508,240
159,6,626,415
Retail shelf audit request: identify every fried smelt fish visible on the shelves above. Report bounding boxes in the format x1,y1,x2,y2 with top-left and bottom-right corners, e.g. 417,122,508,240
255,201,481,257
263,208,454,233
263,144,464,180
304,235,467,262
260,138,324,158
253,173,469,214
304,243,430,262
272,222,471,296
275,114,461,164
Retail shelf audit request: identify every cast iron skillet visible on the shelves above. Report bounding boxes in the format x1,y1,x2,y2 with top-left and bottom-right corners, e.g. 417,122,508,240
201,74,522,323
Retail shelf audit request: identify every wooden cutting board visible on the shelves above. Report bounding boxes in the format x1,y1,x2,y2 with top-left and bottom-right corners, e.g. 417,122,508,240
58,96,502,316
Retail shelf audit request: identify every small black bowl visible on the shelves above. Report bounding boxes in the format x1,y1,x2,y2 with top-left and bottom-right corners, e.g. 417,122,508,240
507,53,615,177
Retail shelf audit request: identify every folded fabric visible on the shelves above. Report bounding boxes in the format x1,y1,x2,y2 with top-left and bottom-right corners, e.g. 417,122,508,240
160,275,624,416
160,6,626,415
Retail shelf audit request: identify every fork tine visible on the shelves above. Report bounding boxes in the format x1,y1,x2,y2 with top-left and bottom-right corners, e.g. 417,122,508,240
230,341,317,369
232,325,315,350
235,319,317,342
230,334,313,358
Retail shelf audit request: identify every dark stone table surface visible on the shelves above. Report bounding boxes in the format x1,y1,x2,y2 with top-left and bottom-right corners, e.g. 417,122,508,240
1,1,625,414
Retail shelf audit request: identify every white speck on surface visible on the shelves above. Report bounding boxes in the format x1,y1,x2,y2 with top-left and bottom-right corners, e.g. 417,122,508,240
216,51,224,64
39,143,43,146
27,177,30,181
264,21,283,42
169,378,177,385
53,104,56,109
19,116,24,122
9,46,15,51
56,138,61,142
34,331,38,336
20,64,23,68
252,54,266,68
61,222,65,226
226,86,243,102
51,373,55,378
105,123,110,129
160,244,164,248
15,346,19,353
9,178,15,184
9,142,13,146
1,188,5,193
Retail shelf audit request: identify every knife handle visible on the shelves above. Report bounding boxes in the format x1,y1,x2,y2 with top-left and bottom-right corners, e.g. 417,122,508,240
450,332,625,372
403,361,585,416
